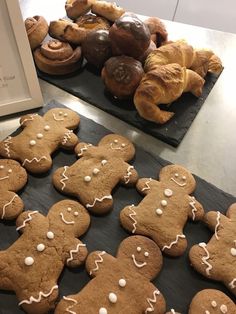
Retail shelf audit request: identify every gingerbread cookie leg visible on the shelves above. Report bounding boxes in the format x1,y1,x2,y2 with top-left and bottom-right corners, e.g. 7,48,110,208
0,191,24,220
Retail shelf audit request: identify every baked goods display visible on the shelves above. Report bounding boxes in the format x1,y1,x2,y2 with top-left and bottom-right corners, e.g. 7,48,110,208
24,0,223,125
101,56,144,98
120,164,204,256
0,104,236,313
0,159,27,220
0,108,80,173
189,203,236,296
55,235,166,314
25,15,48,50
0,199,90,314
53,134,138,214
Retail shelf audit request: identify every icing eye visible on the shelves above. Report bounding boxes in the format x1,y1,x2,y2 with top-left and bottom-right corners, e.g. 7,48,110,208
67,207,72,212
175,173,179,177
121,143,125,147
8,169,12,173
74,211,79,217
59,111,63,115
29,140,36,146
182,176,186,180
114,140,118,143
64,113,68,117
44,125,50,131
136,247,141,252
144,252,149,257
211,301,217,308
0,165,4,169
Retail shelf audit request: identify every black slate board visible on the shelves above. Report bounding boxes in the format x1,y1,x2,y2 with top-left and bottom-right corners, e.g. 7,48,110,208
38,64,222,147
0,100,235,314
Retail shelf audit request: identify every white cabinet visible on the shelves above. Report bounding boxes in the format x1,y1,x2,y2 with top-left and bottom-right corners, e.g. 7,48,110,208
110,0,178,20
174,0,236,34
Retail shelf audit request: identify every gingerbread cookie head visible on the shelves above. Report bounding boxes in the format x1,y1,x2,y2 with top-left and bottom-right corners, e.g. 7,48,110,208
47,199,90,237
0,108,80,173
189,203,236,296
189,289,236,314
159,164,196,194
43,108,80,129
98,134,135,161
0,159,27,220
116,235,163,280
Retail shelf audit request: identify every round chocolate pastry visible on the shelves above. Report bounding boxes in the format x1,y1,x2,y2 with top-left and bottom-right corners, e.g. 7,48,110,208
101,56,144,99
109,12,151,59
76,13,110,31
34,39,83,75
82,29,112,68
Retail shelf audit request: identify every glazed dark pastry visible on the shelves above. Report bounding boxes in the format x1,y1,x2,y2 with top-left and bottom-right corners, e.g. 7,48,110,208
109,12,151,59
49,19,87,45
65,0,94,20
25,16,48,50
34,39,83,75
101,56,144,99
76,13,110,31
82,29,112,68
144,17,168,47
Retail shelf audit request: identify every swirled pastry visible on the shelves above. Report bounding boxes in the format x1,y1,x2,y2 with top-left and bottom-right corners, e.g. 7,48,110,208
25,15,48,50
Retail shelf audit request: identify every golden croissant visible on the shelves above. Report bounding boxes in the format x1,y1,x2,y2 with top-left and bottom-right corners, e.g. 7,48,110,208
145,40,223,77
134,63,205,124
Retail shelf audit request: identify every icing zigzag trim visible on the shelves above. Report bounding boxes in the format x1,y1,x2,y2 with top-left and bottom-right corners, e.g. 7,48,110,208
22,156,47,166
145,289,160,313
16,211,38,231
19,285,58,305
89,251,106,275
1,195,18,219
63,296,78,314
67,243,86,263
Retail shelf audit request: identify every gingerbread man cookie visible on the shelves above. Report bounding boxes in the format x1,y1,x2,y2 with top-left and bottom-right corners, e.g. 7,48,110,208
0,159,27,220
120,165,205,256
189,289,236,313
0,108,80,173
55,235,166,314
189,203,236,296
53,134,139,214
0,199,90,314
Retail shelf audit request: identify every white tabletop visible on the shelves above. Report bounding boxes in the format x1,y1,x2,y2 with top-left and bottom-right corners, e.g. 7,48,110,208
1,0,236,195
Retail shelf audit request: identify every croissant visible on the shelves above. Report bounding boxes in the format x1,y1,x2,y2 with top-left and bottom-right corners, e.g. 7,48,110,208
65,0,95,20
34,39,83,75
134,63,205,124
144,41,223,77
25,16,48,50
49,19,87,45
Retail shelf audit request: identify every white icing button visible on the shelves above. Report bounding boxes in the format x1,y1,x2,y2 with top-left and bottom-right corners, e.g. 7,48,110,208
24,256,34,266
220,304,228,313
99,308,107,314
121,143,125,147
108,292,117,303
164,189,173,197
205,311,210,314
74,211,79,216
0,165,4,169
175,173,179,177
37,244,45,252
114,140,118,143
101,160,107,166
231,248,236,256
161,200,167,207
29,140,36,146
84,176,91,182
136,247,141,252
8,169,12,173
156,208,163,215
44,125,50,131
67,207,72,212
118,278,126,287
211,301,217,308
47,231,54,239
144,252,149,257
93,168,100,174
64,113,68,117
37,133,43,139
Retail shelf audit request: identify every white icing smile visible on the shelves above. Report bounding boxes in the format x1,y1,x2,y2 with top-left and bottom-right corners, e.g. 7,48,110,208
0,175,9,181
60,213,75,225
170,177,187,187
131,254,147,268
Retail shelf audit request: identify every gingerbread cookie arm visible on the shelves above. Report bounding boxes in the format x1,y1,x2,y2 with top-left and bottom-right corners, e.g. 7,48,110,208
119,162,139,186
136,178,159,195
86,250,116,277
65,239,88,268
227,203,236,220
0,252,14,290
204,211,228,234
75,142,94,157
188,196,205,221
15,210,43,233
19,113,39,127
0,191,24,220
143,285,166,314
0,137,18,159
60,129,79,149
